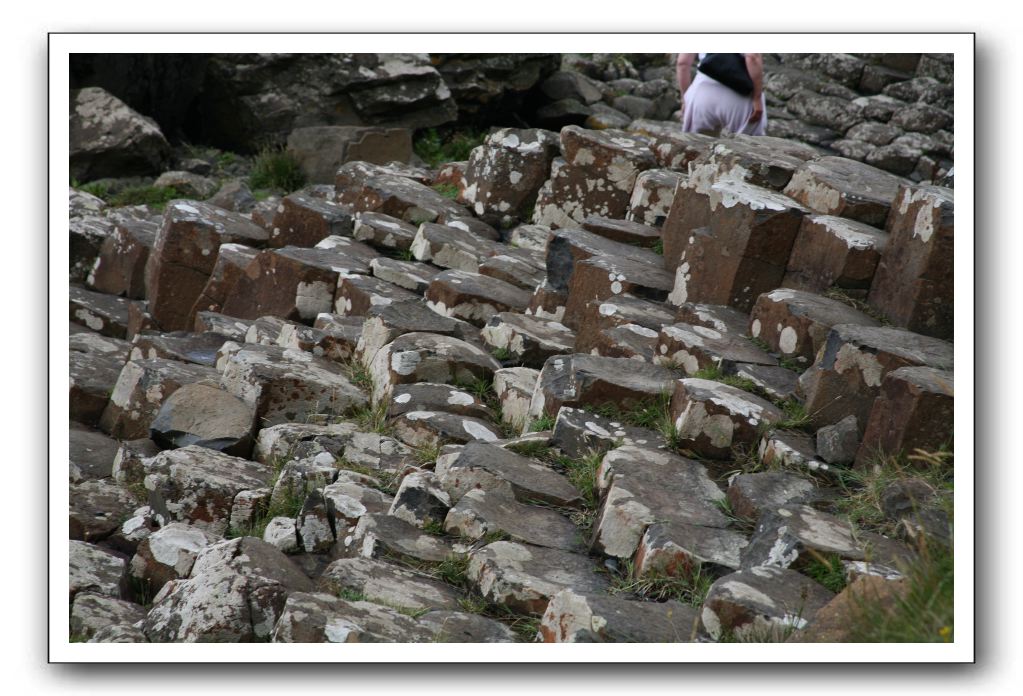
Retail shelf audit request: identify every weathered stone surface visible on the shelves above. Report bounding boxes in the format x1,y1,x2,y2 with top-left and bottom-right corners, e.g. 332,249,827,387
628,122,715,170
816,415,861,465
783,214,888,292
69,479,138,542
867,184,954,339
742,504,865,569
879,478,951,546
563,254,675,329
626,170,684,227
87,218,158,299
788,575,906,642
478,250,547,291
634,521,749,576
70,286,132,339
187,244,261,319
144,445,273,535
418,610,518,643
271,591,438,643
147,382,255,457
69,344,124,428
99,358,218,439
508,224,553,252
799,324,954,426
220,345,367,427
480,312,574,368
393,411,502,449
591,323,660,361
287,125,412,184
686,134,819,193
445,484,583,551
783,156,908,227
409,223,499,273
145,200,267,331
129,521,217,592
494,367,540,432
462,127,561,226
69,424,120,482
426,270,532,327
87,624,149,643
545,226,662,295
143,537,312,642
345,513,456,564
670,378,785,459
319,557,463,612
70,593,146,641
540,589,700,643
655,323,777,374
70,540,127,600
702,566,834,641
129,330,229,367
592,446,727,558
387,383,492,422
528,353,675,421
550,405,666,458
468,541,609,615
242,316,292,346
750,288,881,363
336,161,468,225
785,89,863,133
580,216,661,248
356,300,479,370
353,211,419,252
297,490,336,553
193,312,253,341
263,517,299,553
387,471,451,529
437,441,582,508
268,193,354,248
70,87,170,181
368,332,498,404
574,294,677,354
369,257,438,295
674,303,751,336
334,273,419,317
323,478,394,536
208,180,257,213
758,430,833,477
110,437,161,487
726,472,823,521
856,366,954,466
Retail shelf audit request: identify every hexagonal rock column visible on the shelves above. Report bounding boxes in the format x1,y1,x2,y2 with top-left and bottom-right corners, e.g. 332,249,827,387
758,430,833,478
70,286,132,339
533,126,657,228
478,250,547,292
573,294,676,354
480,312,575,368
318,557,464,613
87,218,158,300
494,367,540,432
69,480,138,542
355,300,478,370
726,471,823,522
445,484,584,552
436,441,582,508
461,127,561,226
670,378,785,459
346,513,457,565
701,566,834,641
335,161,469,224
591,445,727,559
782,156,908,227
634,522,749,579
562,254,675,330
551,406,667,459
580,215,662,248
144,200,267,331
392,411,502,448
370,257,439,294
334,273,419,317
368,332,500,404
70,338,129,427
144,445,273,536
685,134,820,193
540,589,700,642
654,323,777,375
410,223,500,273
353,211,419,252
148,382,256,457
219,345,367,427
70,593,147,641
268,192,354,248
467,540,610,615
783,214,889,293
867,184,954,339
626,169,684,228
544,227,663,297
741,504,865,570
855,366,954,467
749,288,881,364
425,270,532,327
99,358,219,439
527,354,677,420
798,324,954,427
70,540,128,600
591,323,660,360
662,180,809,312
387,383,493,422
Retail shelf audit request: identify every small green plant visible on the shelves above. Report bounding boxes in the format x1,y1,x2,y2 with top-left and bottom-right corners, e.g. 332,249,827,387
490,346,513,362
80,182,182,211
395,248,416,262
431,183,460,199
528,414,556,432
651,238,664,256
249,145,305,192
432,554,472,589
457,595,488,615
69,633,89,643
504,440,553,460
481,529,512,544
776,400,813,431
349,401,393,435
802,551,848,594
340,357,374,393
422,518,446,536
608,558,714,608
562,450,605,511
413,442,442,466
413,128,486,168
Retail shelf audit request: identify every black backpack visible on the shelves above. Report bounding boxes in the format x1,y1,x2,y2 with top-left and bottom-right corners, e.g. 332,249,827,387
697,53,754,96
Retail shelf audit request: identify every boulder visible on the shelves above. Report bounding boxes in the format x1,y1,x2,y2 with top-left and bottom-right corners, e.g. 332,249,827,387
550,406,667,459
87,218,158,299
741,504,865,569
70,592,146,640
99,358,218,439
634,521,749,576
69,424,120,482
129,331,229,367
685,134,819,193
445,484,584,551
287,126,413,184
388,471,452,529
654,323,777,374
344,513,457,564
573,294,676,354
70,87,169,181
370,257,439,294
410,223,499,273
336,161,468,225
129,521,217,592
70,540,127,600
816,415,862,465
148,382,255,457
480,312,574,368
392,410,502,448
368,332,498,405
726,471,823,522
319,557,463,612
626,169,684,227
70,286,132,339
69,479,138,542
335,273,419,317
426,270,532,327
562,254,675,329
493,367,540,432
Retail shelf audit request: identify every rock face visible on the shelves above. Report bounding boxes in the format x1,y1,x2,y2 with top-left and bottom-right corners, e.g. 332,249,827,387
70,87,170,181
671,379,785,458
287,126,413,184
540,589,700,642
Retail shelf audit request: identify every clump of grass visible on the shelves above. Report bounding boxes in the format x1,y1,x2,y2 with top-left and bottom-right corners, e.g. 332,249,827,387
421,518,446,536
413,442,442,466
528,414,556,432
845,538,953,642
562,450,605,511
340,357,374,393
413,128,486,168
80,182,182,211
349,401,392,436
802,551,848,594
249,145,305,192
395,249,417,262
608,558,714,608
504,440,553,460
432,554,472,589
227,454,306,539
651,239,664,256
586,392,683,452
490,346,513,362
776,400,813,431
432,183,460,199
692,365,765,398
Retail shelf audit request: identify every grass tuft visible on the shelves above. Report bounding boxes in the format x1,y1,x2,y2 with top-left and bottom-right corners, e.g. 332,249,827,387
413,128,486,168
607,558,714,608
431,183,460,199
249,145,305,192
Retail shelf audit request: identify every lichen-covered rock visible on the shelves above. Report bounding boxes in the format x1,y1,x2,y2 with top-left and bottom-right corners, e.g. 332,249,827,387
539,589,700,643
627,169,684,227
70,286,132,339
445,483,583,551
69,479,138,542
70,87,170,181
685,134,819,193
550,405,666,459
70,592,147,640
345,513,457,564
634,521,748,577
129,521,217,592
388,471,451,529
493,367,540,432
368,332,499,405
148,382,256,458
70,540,127,600
726,471,823,521
268,192,354,248
783,156,908,227
654,323,777,374
88,218,158,299
69,424,120,483
336,161,469,225
573,294,676,354
562,254,675,329
319,557,464,612
670,379,785,459
480,312,574,368
783,214,888,292
816,414,862,465
270,591,432,643
392,410,502,449
335,273,419,317
426,269,532,327
741,504,865,569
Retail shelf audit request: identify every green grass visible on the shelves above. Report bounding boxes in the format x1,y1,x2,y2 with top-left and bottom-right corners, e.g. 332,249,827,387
585,391,683,452
79,182,182,211
413,442,442,466
776,400,813,431
349,401,393,435
340,357,374,393
561,450,605,511
249,145,305,192
490,346,513,362
413,128,486,168
692,365,764,397
431,183,460,199
422,518,447,536
845,539,953,642
607,558,714,608
396,249,417,262
226,454,306,539
69,633,89,643
504,439,554,460
527,414,556,432
651,239,664,256
802,552,848,594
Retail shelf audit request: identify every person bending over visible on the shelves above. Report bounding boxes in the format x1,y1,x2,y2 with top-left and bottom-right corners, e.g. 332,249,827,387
676,52,766,136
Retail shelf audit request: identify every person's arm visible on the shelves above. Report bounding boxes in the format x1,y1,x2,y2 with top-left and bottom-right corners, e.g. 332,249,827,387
745,53,764,124
676,53,697,111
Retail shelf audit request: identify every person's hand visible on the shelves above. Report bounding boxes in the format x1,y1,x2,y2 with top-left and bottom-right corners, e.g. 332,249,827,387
679,98,685,116
748,97,763,124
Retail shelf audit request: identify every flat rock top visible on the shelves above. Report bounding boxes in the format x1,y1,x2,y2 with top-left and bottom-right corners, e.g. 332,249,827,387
826,323,954,369
661,323,778,365
705,179,809,214
448,441,582,507
790,156,907,197
677,378,785,419
758,288,881,326
469,540,610,595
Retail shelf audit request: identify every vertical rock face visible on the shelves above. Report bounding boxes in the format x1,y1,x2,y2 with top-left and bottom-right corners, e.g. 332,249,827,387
145,201,267,331
867,184,954,339
268,193,355,248
662,179,809,312
783,214,888,292
70,87,170,181
286,126,413,184
782,156,908,227
88,219,159,299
